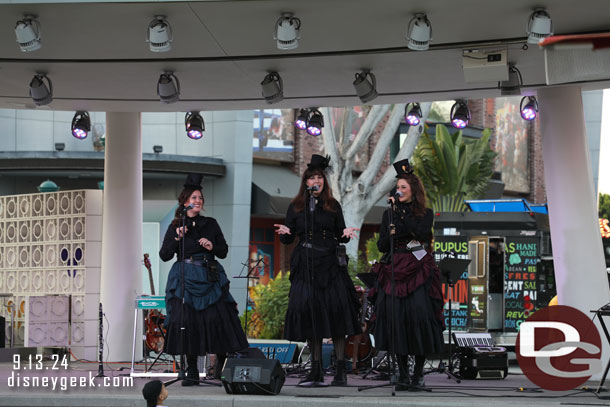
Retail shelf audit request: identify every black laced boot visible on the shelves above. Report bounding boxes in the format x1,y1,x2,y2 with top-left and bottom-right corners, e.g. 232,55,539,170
410,355,425,391
331,361,347,386
182,355,200,386
299,360,324,387
396,354,411,391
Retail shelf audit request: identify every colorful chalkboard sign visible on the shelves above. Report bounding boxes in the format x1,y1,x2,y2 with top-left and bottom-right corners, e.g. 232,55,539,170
434,236,470,331
504,236,538,332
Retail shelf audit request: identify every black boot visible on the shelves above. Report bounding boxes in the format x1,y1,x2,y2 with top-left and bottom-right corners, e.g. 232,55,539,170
331,361,347,386
396,354,411,391
299,360,326,387
410,355,425,391
182,355,200,386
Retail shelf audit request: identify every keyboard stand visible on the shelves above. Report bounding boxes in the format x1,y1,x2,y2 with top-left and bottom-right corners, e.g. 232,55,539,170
592,308,610,393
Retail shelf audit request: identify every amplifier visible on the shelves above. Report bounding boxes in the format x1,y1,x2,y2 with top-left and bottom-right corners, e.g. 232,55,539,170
452,333,508,380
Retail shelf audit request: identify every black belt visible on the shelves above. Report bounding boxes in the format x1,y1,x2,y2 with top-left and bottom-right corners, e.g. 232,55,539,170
301,242,333,253
182,255,214,266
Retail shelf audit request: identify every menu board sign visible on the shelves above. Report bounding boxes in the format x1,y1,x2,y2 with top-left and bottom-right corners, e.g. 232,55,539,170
504,236,538,332
434,236,470,331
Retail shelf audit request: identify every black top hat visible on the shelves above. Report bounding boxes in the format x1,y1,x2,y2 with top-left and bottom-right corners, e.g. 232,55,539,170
393,159,415,178
142,380,163,405
307,154,331,171
184,173,203,189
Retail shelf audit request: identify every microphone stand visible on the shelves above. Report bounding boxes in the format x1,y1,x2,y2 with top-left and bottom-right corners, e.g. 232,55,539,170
165,208,219,387
358,196,399,395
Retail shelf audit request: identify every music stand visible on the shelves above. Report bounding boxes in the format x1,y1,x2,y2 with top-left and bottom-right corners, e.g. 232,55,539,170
233,257,264,333
436,257,470,383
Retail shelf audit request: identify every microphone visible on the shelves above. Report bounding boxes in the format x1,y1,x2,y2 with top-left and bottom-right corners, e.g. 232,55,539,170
394,190,404,198
181,203,195,212
306,185,319,192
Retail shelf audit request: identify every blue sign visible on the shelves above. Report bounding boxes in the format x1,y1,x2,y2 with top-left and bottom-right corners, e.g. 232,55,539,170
249,343,297,364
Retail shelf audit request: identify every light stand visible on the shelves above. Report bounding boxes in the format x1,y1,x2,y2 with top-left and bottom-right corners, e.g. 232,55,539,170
165,208,219,387
434,257,471,383
358,198,399,395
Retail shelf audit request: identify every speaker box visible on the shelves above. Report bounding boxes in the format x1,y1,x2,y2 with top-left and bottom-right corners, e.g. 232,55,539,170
221,357,285,395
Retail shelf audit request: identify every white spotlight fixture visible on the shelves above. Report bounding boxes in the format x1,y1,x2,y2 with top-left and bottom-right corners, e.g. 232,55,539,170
29,73,52,106
71,111,91,140
520,96,539,121
147,15,172,52
185,111,205,140
527,8,553,44
15,16,41,52
405,103,422,126
274,13,301,50
353,70,378,104
157,72,180,104
499,64,523,96
406,13,432,51
450,100,470,129
261,72,284,104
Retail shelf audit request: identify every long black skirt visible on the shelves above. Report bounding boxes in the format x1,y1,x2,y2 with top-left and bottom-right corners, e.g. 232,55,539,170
373,282,444,356
284,246,361,341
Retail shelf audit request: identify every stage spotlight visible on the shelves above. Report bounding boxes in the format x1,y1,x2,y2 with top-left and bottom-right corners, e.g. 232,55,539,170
520,96,538,121
527,9,552,44
157,72,180,104
406,13,432,51
71,111,91,139
147,16,172,52
294,108,309,130
353,71,378,103
450,100,470,129
15,16,41,52
274,13,301,50
306,109,324,136
499,64,523,96
405,103,422,126
261,72,284,104
185,111,205,140
29,73,52,106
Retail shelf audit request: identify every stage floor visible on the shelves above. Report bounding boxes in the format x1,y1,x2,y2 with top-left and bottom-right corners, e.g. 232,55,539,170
0,359,608,407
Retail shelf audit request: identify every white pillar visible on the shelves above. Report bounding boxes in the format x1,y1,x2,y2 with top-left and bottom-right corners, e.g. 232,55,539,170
538,86,609,367
100,112,143,362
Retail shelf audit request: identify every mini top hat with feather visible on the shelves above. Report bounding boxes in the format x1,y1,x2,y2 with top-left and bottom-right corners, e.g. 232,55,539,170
184,173,203,189
393,159,415,178
307,154,331,171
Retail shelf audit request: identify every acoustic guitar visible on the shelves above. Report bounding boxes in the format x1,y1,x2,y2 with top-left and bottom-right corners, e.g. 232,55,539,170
345,285,375,373
143,253,166,353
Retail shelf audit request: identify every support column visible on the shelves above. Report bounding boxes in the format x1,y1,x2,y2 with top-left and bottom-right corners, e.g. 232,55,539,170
100,112,143,362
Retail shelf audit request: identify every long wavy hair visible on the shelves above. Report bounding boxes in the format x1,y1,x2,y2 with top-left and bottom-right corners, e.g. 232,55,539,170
291,167,337,212
398,173,427,217
171,187,203,227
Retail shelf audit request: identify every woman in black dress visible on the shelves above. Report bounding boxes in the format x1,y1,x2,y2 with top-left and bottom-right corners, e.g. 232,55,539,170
160,174,248,386
274,154,361,387
372,159,444,390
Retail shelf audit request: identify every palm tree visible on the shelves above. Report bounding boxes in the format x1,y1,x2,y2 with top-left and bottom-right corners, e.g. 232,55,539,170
412,124,497,212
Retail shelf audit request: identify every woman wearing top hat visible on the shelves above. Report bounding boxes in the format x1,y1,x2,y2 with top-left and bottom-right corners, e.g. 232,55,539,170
274,154,361,387
371,159,444,391
159,174,248,386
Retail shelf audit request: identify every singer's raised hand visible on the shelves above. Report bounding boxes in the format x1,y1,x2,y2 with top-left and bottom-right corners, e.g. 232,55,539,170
274,224,291,235
199,238,213,251
342,227,360,239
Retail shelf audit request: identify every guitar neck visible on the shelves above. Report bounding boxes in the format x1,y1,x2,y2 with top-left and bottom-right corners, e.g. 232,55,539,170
144,254,155,296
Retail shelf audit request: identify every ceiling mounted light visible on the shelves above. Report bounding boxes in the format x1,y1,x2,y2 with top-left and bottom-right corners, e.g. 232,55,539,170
185,111,205,140
261,72,284,104
520,96,538,121
450,100,470,129
29,73,52,106
499,64,523,96
353,71,378,103
294,108,309,130
15,16,41,52
405,103,422,126
306,109,324,136
71,111,91,140
274,12,301,50
157,72,180,104
527,8,553,44
406,13,432,51
147,15,172,52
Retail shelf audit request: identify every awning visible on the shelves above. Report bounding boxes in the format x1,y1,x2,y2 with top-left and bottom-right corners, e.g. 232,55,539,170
251,164,386,223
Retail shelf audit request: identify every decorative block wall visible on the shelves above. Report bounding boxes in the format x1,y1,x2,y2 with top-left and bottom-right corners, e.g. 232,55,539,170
0,190,102,360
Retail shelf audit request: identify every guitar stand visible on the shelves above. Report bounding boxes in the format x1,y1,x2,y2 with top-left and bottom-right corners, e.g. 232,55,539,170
361,351,389,380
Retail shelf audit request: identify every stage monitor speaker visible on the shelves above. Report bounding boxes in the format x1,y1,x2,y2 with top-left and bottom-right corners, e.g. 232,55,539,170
221,357,285,395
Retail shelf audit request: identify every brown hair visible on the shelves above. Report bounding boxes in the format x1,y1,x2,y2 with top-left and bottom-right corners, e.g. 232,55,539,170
291,167,337,212
398,173,427,217
171,187,204,226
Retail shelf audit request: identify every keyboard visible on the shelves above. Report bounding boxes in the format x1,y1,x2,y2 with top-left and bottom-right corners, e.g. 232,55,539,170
452,332,495,348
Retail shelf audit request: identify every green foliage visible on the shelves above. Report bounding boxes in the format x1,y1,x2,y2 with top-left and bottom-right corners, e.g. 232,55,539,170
412,124,497,212
366,233,382,264
241,271,291,339
600,193,610,220
348,251,370,288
